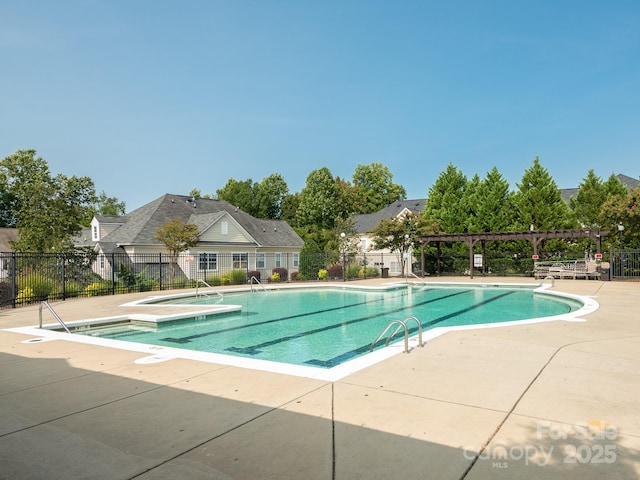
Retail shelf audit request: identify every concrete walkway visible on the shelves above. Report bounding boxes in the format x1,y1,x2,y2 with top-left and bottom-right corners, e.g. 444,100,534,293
1,278,638,479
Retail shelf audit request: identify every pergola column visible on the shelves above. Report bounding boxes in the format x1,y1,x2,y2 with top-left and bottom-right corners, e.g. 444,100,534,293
467,239,478,279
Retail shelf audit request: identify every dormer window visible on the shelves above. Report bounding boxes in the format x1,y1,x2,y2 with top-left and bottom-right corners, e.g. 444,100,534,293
92,225,99,241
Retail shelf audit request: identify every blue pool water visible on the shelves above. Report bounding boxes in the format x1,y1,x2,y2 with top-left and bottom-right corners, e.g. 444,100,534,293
76,285,582,369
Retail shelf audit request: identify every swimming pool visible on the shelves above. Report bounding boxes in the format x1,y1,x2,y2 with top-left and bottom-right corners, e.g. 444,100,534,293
69,284,585,371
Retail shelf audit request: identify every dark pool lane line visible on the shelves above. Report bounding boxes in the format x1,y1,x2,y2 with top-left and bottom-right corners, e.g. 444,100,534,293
305,289,517,368
225,290,472,355
160,289,414,344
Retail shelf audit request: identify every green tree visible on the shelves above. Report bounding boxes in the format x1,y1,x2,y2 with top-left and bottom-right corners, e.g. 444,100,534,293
154,219,200,281
370,212,437,276
83,191,126,226
469,167,513,233
600,187,640,248
328,216,360,255
296,167,339,231
254,173,289,219
1,149,97,251
462,173,483,233
570,169,607,229
602,173,628,199
422,163,468,233
216,178,255,214
188,188,214,199
335,177,360,219
512,157,575,231
352,162,406,214
280,192,301,227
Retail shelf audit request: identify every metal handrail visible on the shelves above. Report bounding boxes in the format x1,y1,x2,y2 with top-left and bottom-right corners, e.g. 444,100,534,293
370,316,425,353
249,276,267,293
409,272,428,283
370,320,409,353
195,279,223,298
402,315,424,348
39,301,71,333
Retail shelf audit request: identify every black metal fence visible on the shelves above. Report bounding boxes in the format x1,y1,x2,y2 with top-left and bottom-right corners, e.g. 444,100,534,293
0,251,401,309
3,249,635,309
609,249,640,280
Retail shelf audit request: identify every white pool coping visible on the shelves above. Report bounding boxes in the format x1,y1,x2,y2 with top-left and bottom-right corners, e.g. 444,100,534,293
5,282,599,382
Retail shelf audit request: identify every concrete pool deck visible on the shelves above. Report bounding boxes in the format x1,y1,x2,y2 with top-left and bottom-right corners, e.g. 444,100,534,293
1,277,638,479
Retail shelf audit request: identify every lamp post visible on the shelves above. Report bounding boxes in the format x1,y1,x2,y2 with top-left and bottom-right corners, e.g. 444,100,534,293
340,232,346,282
618,223,625,247
404,233,410,283
618,224,625,280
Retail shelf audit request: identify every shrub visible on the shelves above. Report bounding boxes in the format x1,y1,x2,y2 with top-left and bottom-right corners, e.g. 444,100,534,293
318,268,328,280
290,271,299,281
18,275,56,301
170,276,189,289
138,278,158,292
270,272,280,282
64,281,85,297
364,266,380,277
51,280,85,300
0,281,12,307
86,281,112,297
217,269,247,285
228,269,248,285
205,274,223,286
357,266,380,278
247,270,261,282
327,264,343,279
272,267,288,282
16,287,35,304
347,264,361,279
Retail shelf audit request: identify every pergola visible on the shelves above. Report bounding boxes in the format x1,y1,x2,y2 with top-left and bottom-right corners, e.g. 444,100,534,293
417,229,609,279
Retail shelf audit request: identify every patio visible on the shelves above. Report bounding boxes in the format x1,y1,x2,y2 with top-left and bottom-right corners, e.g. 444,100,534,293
1,277,639,479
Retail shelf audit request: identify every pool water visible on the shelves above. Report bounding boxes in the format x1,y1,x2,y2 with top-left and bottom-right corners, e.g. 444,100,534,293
77,286,582,369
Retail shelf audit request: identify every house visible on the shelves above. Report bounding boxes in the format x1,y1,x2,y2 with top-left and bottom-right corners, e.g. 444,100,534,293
0,228,18,252
352,199,426,276
76,194,304,282
0,228,18,280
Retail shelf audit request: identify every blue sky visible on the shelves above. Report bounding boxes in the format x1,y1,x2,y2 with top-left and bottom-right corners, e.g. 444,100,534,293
1,1,639,212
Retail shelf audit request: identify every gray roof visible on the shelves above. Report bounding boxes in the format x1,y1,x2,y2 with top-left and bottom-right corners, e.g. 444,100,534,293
561,173,640,203
353,199,426,234
97,194,304,249
616,174,640,190
0,228,18,251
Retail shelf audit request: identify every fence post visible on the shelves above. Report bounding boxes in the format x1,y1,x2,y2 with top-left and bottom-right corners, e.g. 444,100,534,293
111,253,116,296
159,252,163,290
61,252,66,301
11,251,17,308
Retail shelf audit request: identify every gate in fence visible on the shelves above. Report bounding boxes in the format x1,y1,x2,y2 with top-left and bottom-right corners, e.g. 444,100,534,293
609,250,640,280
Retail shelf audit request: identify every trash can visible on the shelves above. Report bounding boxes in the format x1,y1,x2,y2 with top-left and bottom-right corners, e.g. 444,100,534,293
381,267,389,278
600,267,610,281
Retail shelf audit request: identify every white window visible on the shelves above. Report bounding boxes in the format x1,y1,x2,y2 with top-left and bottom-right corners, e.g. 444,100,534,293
221,221,228,235
275,253,282,268
233,253,248,269
199,253,218,271
361,239,367,252
92,225,99,241
256,253,266,269
293,253,299,268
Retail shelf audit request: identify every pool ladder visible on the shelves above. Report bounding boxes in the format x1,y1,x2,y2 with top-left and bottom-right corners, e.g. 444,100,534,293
39,301,71,333
249,276,268,293
370,316,424,354
195,279,223,299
